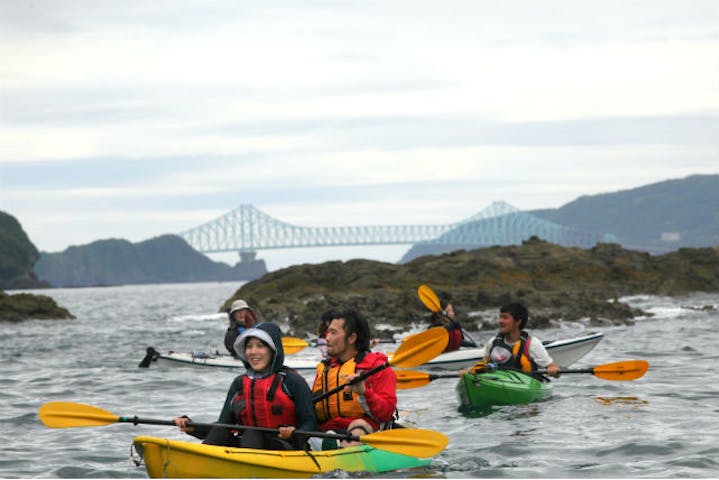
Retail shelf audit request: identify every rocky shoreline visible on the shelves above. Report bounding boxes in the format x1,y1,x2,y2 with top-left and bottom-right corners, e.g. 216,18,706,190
223,238,719,337
0,290,75,322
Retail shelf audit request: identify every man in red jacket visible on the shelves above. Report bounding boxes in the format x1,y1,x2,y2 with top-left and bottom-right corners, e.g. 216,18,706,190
312,309,397,447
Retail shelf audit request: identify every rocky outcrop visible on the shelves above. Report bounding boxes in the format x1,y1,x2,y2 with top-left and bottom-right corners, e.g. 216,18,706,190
0,290,74,322
0,211,49,289
223,238,719,336
0,210,71,322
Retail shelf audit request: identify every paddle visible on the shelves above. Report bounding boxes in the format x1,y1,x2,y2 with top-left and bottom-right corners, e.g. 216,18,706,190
395,370,460,390
417,284,478,347
395,359,649,389
38,402,447,457
310,338,396,346
281,337,309,354
312,327,449,403
531,359,649,381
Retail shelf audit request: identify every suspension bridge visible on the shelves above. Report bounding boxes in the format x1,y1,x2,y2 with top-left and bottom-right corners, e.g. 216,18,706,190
178,202,615,257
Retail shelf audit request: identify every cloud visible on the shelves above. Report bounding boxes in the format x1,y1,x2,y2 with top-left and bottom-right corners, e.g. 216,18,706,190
1,0,717,267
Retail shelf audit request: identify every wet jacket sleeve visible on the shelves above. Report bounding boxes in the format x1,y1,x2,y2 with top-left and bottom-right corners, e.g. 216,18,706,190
224,327,239,357
284,371,319,432
181,375,242,440
216,375,244,425
360,354,397,423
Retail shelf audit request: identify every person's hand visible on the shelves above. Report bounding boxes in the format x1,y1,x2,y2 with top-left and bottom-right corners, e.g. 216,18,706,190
445,303,455,320
546,364,561,378
278,425,295,440
345,372,366,395
174,416,194,433
370,338,380,348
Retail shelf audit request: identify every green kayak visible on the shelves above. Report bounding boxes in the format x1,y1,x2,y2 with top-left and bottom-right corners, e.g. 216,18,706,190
456,369,553,411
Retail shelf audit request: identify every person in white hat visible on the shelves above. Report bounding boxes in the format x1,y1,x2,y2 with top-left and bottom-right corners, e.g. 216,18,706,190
224,299,258,357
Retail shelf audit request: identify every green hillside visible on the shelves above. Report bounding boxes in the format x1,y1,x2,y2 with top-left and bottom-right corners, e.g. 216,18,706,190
0,211,48,289
402,174,717,262
531,174,718,251
35,234,267,287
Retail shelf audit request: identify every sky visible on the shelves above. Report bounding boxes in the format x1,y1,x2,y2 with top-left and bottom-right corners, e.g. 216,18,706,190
1,0,717,271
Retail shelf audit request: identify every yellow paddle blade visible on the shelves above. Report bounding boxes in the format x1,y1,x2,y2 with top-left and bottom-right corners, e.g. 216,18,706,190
360,428,448,458
417,284,442,313
592,360,649,381
389,327,449,368
39,402,119,428
395,370,434,390
281,337,308,355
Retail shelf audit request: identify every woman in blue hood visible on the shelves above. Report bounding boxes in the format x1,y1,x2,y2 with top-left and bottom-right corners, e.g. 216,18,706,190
175,322,317,450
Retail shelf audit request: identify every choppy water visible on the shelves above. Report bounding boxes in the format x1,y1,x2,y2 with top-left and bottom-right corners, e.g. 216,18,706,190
2,282,718,478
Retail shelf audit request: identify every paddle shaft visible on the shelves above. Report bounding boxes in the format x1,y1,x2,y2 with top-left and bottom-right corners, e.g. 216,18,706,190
117,416,363,442
312,327,448,402
312,362,388,403
495,360,648,380
440,313,478,348
311,339,395,346
426,373,459,381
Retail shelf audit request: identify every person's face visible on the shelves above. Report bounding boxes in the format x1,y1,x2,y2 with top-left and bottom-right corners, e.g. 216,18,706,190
244,337,272,373
326,318,357,361
498,312,521,335
233,309,251,325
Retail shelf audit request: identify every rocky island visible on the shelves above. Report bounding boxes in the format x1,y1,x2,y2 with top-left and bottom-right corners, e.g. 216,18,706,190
223,237,719,337
0,211,74,322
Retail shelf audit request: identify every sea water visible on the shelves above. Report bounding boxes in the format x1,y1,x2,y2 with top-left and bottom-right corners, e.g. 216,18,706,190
1,282,718,478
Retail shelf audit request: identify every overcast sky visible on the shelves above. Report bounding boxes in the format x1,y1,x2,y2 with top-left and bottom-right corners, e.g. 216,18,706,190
1,1,717,271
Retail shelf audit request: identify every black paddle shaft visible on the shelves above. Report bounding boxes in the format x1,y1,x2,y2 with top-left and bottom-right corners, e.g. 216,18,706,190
312,362,389,403
118,416,360,441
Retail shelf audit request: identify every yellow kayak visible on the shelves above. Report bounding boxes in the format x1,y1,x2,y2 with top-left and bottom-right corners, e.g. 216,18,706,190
133,436,433,478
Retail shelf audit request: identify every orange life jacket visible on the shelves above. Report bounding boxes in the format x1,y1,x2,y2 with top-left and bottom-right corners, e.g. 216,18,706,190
313,354,368,423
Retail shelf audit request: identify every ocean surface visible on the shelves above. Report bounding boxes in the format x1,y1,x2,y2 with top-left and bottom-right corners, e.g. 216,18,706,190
2,282,718,478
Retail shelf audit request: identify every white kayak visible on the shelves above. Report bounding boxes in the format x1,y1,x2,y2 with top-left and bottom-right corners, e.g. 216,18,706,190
139,331,603,372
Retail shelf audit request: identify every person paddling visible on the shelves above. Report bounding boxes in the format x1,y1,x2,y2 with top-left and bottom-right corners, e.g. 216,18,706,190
175,322,317,450
312,309,397,448
476,302,560,377
224,299,257,358
427,302,464,352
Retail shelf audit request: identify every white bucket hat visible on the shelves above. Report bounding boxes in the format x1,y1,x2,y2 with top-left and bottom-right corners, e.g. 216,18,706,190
229,299,253,314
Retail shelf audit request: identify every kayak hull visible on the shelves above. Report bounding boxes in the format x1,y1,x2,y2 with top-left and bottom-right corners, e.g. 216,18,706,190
455,370,554,410
132,436,431,478
145,331,603,372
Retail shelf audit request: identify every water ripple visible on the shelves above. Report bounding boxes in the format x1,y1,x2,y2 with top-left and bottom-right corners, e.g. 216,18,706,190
2,284,718,478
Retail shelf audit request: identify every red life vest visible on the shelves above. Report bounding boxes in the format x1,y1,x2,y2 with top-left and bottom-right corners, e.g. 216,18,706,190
429,318,463,352
446,327,463,352
231,370,297,428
